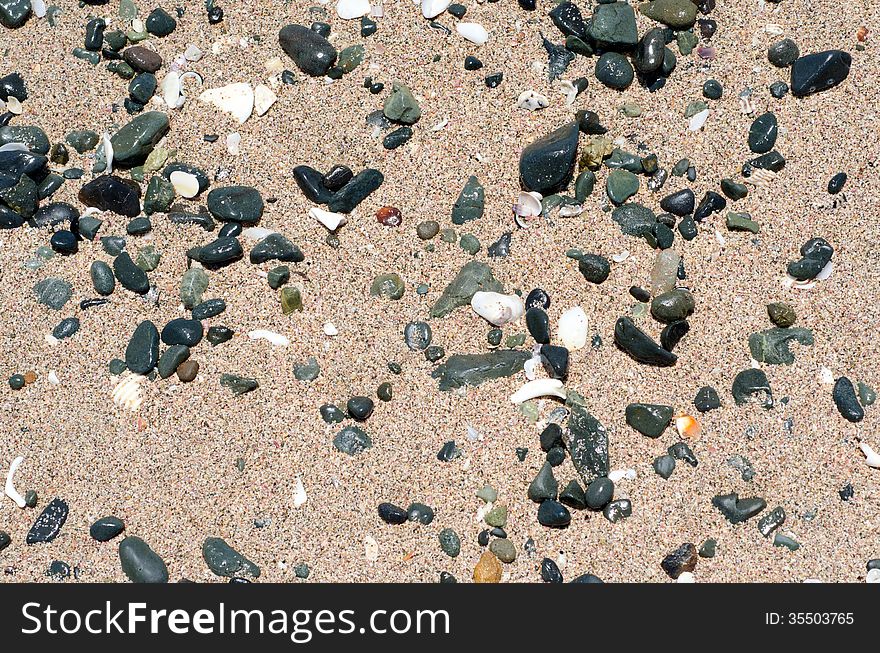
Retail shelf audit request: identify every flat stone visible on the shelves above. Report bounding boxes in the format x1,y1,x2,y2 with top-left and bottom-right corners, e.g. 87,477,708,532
123,46,162,73
114,252,150,293
78,175,142,217
528,461,559,502
327,168,383,213
110,111,169,165
791,50,851,97
537,499,571,527
202,537,260,579
595,52,634,90
615,316,677,366
612,203,655,236
431,350,531,391
333,425,372,455
606,169,639,204
250,233,303,264
661,543,697,578
712,493,766,524
157,344,190,379
639,0,697,29
220,373,258,395
694,386,721,412
119,536,169,583
519,121,579,195
26,498,68,544
589,2,638,47
383,83,421,124
438,528,461,557
90,516,125,542
564,394,609,484
207,186,264,224
451,175,484,224
731,368,773,408
625,403,673,438
833,376,864,422
748,112,778,153
748,327,813,365
125,320,159,374
430,260,502,318
33,277,71,309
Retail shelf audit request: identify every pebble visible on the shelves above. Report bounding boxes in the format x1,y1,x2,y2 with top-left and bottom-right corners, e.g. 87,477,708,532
606,169,639,204
694,386,721,412
703,79,723,99
489,538,517,563
768,39,800,67
125,320,159,374
473,551,502,583
732,368,773,408
528,462,559,502
203,537,260,579
827,172,847,194
585,477,614,509
625,403,673,438
333,425,372,455
653,454,676,479
712,493,767,523
90,516,125,542
758,506,786,537
603,498,632,523
119,536,169,583
595,52,634,90
114,252,150,294
176,360,199,383
578,254,611,284
518,121,579,195
207,186,264,224
78,175,141,217
26,498,69,544
833,377,864,422
347,396,374,421
661,543,697,579
748,112,778,153
452,175,484,224
537,499,571,527
790,50,851,97
615,316,678,366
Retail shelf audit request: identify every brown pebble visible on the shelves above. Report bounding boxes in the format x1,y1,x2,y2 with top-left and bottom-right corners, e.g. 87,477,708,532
473,551,503,583
23,371,36,384
123,46,163,73
376,206,402,227
176,360,199,382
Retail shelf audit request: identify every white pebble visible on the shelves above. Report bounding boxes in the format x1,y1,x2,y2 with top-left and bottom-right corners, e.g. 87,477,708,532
254,84,277,116
323,322,339,336
30,0,46,18
226,132,241,155
184,44,203,61
47,370,60,385
471,291,524,327
457,22,489,45
247,329,290,347
609,468,636,482
688,108,710,131
199,82,254,123
421,0,450,19
337,0,371,19
677,572,696,583
516,90,549,111
169,170,200,198
364,535,379,561
558,307,588,350
867,569,880,583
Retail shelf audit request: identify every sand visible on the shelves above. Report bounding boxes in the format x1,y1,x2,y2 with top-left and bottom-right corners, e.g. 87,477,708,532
0,0,879,583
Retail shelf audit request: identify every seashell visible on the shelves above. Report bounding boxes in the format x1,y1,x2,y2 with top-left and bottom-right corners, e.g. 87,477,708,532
558,203,583,217
457,22,489,45
867,569,880,583
558,307,588,350
226,132,241,155
512,191,542,217
860,442,880,469
101,132,114,175
169,170,199,198
466,424,481,441
739,93,756,115
815,260,833,281
745,168,777,187
696,45,716,60
31,0,46,18
524,350,542,380
242,226,276,241
6,96,22,114
4,455,26,508
714,229,726,246
364,535,379,561
764,23,784,35
0,142,29,153
48,370,60,385
688,108,710,131
674,414,701,439
517,89,549,111
421,0,450,19
112,373,145,411
248,329,290,346
557,80,578,106
161,71,184,109
471,291,525,327
818,366,834,384
198,82,254,124
184,44,203,61
431,117,448,131
337,0,371,19
510,379,567,404
309,206,348,231
612,250,630,263
293,476,308,507
608,468,636,482
677,572,696,583
254,84,277,116
323,322,339,336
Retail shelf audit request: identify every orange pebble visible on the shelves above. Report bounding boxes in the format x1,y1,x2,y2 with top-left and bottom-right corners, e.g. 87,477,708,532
857,26,869,42
674,414,701,439
376,206,402,227
23,371,36,384
473,551,503,583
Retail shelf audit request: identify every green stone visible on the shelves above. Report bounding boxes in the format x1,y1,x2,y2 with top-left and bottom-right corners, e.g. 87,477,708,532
90,260,116,295
430,260,502,318
333,425,372,455
484,504,507,527
377,382,393,401
370,273,405,300
8,374,25,390
135,245,160,271
337,45,365,73
293,357,320,381
676,29,698,55
451,175,484,224
34,278,72,309
639,0,697,29
612,203,656,236
145,7,176,37
574,169,596,201
589,2,638,48
459,233,480,255
605,148,643,172
180,267,208,309
489,538,517,563
118,536,168,583
731,368,773,408
773,534,800,551
726,212,759,233
110,111,169,166
767,302,796,327
487,328,503,347
267,265,290,289
857,382,876,407
438,528,461,557
606,169,639,205
143,146,171,172
685,100,708,118
650,288,695,322
0,175,37,217
220,374,259,395
202,537,260,579
158,344,189,379
119,0,138,21
620,102,642,117
720,178,748,200
505,332,527,348
383,83,421,125
625,403,673,438
280,286,303,314
564,393,609,484
431,350,531,391
748,327,814,365
0,125,49,154
671,158,690,176
476,485,497,503
73,48,101,65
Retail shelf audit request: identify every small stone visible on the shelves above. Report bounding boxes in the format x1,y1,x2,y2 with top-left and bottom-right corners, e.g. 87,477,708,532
585,477,613,509
280,287,303,314
333,425,372,455
578,254,611,284
176,360,199,382
833,377,864,422
790,50,851,97
828,172,847,195
34,278,72,309
732,368,773,408
694,386,721,412
489,538,516,563
438,528,461,557
712,493,767,523
519,121,579,195
26,498,69,544
653,454,676,479
119,536,168,583
537,499,571,527
639,0,697,29
768,39,799,68
378,502,407,525
219,373,258,395
90,516,125,542
595,52,634,90
757,506,786,537
473,551,502,583
452,176,484,225
748,112,778,153
383,83,421,124
278,24,338,77
661,543,697,579
484,504,507,527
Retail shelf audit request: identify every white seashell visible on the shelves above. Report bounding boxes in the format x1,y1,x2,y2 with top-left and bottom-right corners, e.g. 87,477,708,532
557,79,578,106
323,322,339,336
241,226,276,241
337,0,371,19
558,307,588,350
612,250,630,263
48,370,60,385
161,71,184,109
31,0,46,18
516,90,549,111
860,442,880,469
867,569,880,583
739,94,756,115
226,132,241,155
688,108,710,131
248,329,289,346
815,260,833,281
513,191,542,217
293,476,308,507
199,82,254,123
558,203,583,217
421,0,450,19
0,142,29,153
457,22,489,45
309,207,348,231
745,168,777,187
677,572,696,583
184,44,203,61
764,23,784,35
6,96,22,114
466,424,481,442
431,117,448,131
45,333,59,345
4,456,26,508
510,379,566,404
364,535,379,561
819,366,834,384
609,468,636,482
254,84,277,116
524,351,542,380
101,133,114,175
169,170,199,198
714,229,726,246
112,373,145,411
471,291,524,327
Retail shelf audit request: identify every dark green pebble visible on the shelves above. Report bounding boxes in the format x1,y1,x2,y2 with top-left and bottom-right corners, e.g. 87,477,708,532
484,72,503,88
768,38,799,67
52,317,80,339
827,172,847,194
333,425,373,455
694,385,720,412
537,499,571,527
90,516,125,542
406,503,434,524
24,489,37,508
731,368,773,408
378,502,407,524
126,217,152,235
0,530,11,551
585,477,613,509
377,382,393,401
438,528,461,557
145,7,177,37
383,126,412,150
578,254,610,284
205,325,234,346
720,178,748,201
8,373,25,390
702,79,723,99
192,299,226,320
712,492,766,524
267,265,290,290
769,80,789,98
347,396,374,421
387,361,402,374
320,403,345,424
698,538,716,558
424,345,445,362
109,358,127,375
360,16,377,37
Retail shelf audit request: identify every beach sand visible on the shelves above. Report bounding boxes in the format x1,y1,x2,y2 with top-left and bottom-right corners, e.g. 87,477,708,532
1,0,879,582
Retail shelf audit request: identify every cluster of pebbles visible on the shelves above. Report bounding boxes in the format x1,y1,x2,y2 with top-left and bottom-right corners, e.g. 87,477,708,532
0,0,877,583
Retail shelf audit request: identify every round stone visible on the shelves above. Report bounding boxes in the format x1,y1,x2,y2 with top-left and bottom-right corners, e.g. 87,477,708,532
347,396,375,421
585,477,614,509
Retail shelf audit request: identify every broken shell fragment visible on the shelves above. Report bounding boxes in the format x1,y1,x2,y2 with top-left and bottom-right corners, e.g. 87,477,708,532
4,455,26,508
509,379,567,404
516,90,549,111
112,373,145,411
169,170,200,198
309,207,348,231
198,82,255,124
254,84,278,116
557,307,588,351
860,442,880,469
471,291,525,327
674,414,701,439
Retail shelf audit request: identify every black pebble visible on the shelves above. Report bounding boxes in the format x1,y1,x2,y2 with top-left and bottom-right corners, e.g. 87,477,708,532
526,307,550,344
464,56,483,70
377,502,407,525
540,558,563,583
629,286,651,302
347,396,375,421
540,423,563,451
694,385,721,412
827,172,847,194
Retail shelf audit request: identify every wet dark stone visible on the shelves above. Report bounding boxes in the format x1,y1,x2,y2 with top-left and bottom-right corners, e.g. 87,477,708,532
119,536,168,583
540,423,563,451
731,368,773,408
595,52,634,90
748,112,778,154
578,253,610,284
743,150,786,176
526,307,550,344
249,233,304,264
659,188,695,216
694,385,721,412
279,24,338,77
828,172,847,194
0,72,28,102
50,230,78,254
163,163,209,195
122,46,163,73
833,376,864,423
712,493,767,524
525,287,550,310
161,318,203,347
634,27,666,74
576,109,606,135
29,202,77,228
668,441,698,467
487,231,512,258
549,1,589,40
378,502,407,525
585,477,613,510
564,398,609,484
78,175,141,217
206,186,264,224
790,50,851,97
614,317,677,366
113,252,150,293
26,498,69,544
541,558,563,583
328,168,384,213
519,121,579,195
625,403,673,438
660,319,689,351
693,190,726,221
661,543,697,579
90,516,125,542
192,299,226,320
560,479,586,509
537,499,571,527
321,164,353,192
768,38,799,67
540,345,570,380
293,165,334,204
125,320,159,374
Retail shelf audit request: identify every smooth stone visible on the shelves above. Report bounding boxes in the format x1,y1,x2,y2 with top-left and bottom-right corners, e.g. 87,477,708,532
52,317,80,339
560,479,586,509
550,1,589,40
347,396,374,421
1,175,38,217
774,534,800,551
26,498,69,544
603,499,632,523
293,357,320,382
383,83,421,124
403,321,432,351
659,188,695,216
639,0,697,29
699,539,717,558
748,112,778,153
220,373,258,395
406,503,434,524
526,307,550,344
207,186,264,224
541,559,564,583
127,217,152,236
378,502,407,525
161,318,203,347
588,2,638,47
661,543,697,579
693,190,726,221
143,175,174,215
768,38,800,68
564,395,609,484
858,382,876,407
250,233,303,264
712,493,766,524
333,425,372,455
748,327,813,365
383,126,412,149
192,299,226,320
660,319,689,351
653,454,676,479
606,168,639,204
90,516,125,542
703,79,723,99
370,273,405,300
34,278,72,309
438,528,461,557
614,316,677,366
731,368,773,408
451,175,484,224
459,233,480,255
321,165,353,193
129,73,157,105
180,267,208,308
110,111,169,165
205,326,234,346
651,289,694,323
770,80,789,98
585,477,613,509
0,71,27,101
720,178,748,201
119,536,168,583
90,260,115,295
574,169,596,201
145,7,176,36
163,163,210,195
758,506,786,537
176,360,199,382
293,165,334,203
833,377,864,423
114,252,150,293
202,537,260,579
327,168,383,213
634,27,666,74
430,260,501,318
125,320,159,374
489,538,516,563
595,52,634,90
528,462,559,502
625,403,673,438
744,150,786,175
612,203,655,236
828,172,847,194
519,121,579,195
537,500,571,527
78,175,141,217
122,46,162,73
50,230,77,254
0,125,49,154
432,350,531,391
